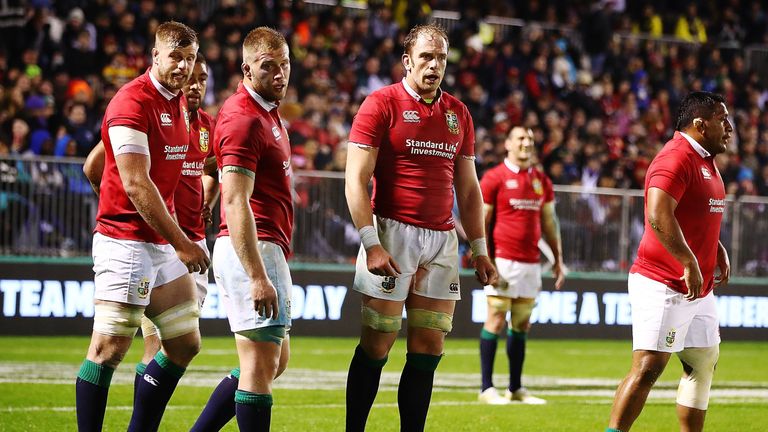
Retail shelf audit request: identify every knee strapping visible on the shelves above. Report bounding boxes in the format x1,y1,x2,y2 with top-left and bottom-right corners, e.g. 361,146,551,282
140,315,158,338
151,300,200,340
487,296,512,312
93,303,143,337
235,326,286,345
508,302,535,332
676,345,719,410
361,305,402,333
407,308,453,333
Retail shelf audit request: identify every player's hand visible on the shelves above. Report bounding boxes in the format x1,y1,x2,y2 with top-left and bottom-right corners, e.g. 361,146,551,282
714,242,730,288
202,205,213,225
176,240,210,274
473,255,497,286
366,244,401,277
681,260,703,301
250,276,279,319
552,261,566,291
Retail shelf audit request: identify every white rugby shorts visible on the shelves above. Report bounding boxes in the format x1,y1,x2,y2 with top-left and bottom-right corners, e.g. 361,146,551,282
193,238,210,307
353,216,461,302
212,236,292,332
92,232,188,307
484,258,542,299
628,272,720,352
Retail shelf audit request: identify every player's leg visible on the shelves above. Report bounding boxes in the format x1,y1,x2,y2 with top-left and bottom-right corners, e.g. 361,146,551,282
505,297,544,403
608,273,699,431
77,301,142,431
346,219,416,432
675,292,721,432
401,290,455,432
129,243,201,432
346,295,404,432
478,294,510,404
134,317,161,399
77,233,149,431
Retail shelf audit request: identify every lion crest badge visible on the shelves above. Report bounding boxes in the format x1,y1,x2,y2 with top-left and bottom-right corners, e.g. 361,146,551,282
199,127,209,153
445,110,460,135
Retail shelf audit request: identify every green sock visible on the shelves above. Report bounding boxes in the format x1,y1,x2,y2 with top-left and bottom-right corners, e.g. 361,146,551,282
154,351,186,379
234,390,273,407
77,360,115,388
135,362,147,376
481,328,499,340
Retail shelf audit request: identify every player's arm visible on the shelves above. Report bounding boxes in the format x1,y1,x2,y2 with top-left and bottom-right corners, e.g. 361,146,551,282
111,127,209,273
83,141,106,196
455,157,497,285
202,155,219,225
646,186,702,300
221,166,278,318
344,143,400,277
540,201,565,290
715,240,730,288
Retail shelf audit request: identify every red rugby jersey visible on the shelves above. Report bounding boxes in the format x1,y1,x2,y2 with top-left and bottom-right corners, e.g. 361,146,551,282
631,132,726,296
96,69,191,244
175,108,214,242
215,82,293,255
481,160,554,263
348,81,475,231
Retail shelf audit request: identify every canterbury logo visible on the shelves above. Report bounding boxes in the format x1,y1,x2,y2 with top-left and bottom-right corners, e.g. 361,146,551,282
402,110,420,123
160,113,172,126
143,374,159,387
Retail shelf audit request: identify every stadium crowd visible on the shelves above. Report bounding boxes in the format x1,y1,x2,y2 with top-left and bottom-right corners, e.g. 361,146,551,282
2,0,768,263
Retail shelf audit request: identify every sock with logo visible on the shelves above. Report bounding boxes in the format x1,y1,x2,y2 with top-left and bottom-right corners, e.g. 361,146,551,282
190,368,240,431
127,351,186,432
507,329,527,392
235,390,272,431
398,353,442,432
345,345,387,432
76,359,115,432
480,328,499,391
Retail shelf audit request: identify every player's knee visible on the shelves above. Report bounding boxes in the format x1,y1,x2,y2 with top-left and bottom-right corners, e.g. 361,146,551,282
361,305,402,333
90,342,129,368
151,300,200,341
93,302,143,338
633,361,666,387
275,352,289,379
509,302,534,333
676,346,718,410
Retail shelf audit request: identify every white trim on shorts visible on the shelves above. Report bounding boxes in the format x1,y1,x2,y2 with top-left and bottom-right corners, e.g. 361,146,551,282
628,272,720,353
353,216,460,302
212,236,292,332
484,258,541,299
92,232,187,307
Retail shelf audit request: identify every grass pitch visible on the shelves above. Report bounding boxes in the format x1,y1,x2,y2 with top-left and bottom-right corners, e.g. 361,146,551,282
0,336,765,431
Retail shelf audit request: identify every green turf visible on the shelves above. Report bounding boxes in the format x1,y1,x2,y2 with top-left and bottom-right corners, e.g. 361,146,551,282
0,336,765,431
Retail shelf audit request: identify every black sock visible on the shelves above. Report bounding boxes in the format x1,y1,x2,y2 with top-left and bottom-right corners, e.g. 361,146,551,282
128,351,186,432
507,330,527,392
75,360,114,432
235,390,272,432
133,362,147,405
345,345,387,432
398,353,442,432
479,329,499,391
190,368,239,432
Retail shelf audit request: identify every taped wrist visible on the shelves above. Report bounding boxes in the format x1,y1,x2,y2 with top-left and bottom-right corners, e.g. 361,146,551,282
470,238,488,258
359,225,381,250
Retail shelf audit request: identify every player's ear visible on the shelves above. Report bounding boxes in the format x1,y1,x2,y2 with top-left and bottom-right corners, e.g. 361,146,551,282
402,54,411,72
151,48,159,65
242,63,250,79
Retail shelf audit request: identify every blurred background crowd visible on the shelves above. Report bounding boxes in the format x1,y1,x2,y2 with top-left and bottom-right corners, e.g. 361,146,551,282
2,0,768,269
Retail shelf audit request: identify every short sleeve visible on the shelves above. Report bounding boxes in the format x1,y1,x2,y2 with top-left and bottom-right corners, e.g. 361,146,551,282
458,105,476,157
217,115,263,173
543,174,555,203
647,150,690,202
479,169,499,205
105,93,148,133
349,93,388,148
